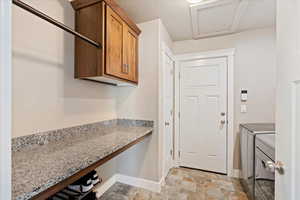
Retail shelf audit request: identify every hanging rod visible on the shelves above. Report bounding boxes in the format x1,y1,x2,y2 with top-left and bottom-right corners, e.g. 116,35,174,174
12,0,102,49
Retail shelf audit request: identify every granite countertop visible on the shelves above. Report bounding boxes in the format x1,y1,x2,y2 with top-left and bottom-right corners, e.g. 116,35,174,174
240,123,275,134
12,120,153,200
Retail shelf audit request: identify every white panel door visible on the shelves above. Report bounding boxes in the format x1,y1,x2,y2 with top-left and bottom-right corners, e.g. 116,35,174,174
163,54,174,177
180,57,227,174
276,0,300,199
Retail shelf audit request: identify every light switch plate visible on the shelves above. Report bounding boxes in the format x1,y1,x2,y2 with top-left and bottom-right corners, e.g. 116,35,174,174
241,89,248,102
241,104,247,113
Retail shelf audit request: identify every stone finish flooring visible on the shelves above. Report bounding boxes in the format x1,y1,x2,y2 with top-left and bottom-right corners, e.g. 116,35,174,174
98,168,248,200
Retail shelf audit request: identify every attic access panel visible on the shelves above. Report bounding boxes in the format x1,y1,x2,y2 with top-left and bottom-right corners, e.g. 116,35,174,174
190,0,248,39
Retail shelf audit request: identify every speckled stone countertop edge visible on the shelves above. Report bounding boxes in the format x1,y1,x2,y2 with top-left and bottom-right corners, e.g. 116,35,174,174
16,128,153,200
13,119,154,200
12,119,154,152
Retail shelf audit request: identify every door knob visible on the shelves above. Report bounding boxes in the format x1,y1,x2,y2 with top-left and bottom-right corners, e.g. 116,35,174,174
220,120,226,124
165,122,170,126
266,161,285,175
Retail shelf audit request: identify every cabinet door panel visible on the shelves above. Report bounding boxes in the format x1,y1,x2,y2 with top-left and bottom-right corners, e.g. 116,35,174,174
106,6,127,79
75,2,104,78
123,24,138,82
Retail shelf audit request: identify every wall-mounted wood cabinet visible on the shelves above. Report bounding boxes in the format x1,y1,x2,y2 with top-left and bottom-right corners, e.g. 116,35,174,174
71,0,141,86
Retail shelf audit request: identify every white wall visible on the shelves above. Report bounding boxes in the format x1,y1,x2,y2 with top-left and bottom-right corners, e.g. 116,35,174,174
12,0,118,183
116,19,160,181
173,27,276,169
116,19,173,182
12,0,118,137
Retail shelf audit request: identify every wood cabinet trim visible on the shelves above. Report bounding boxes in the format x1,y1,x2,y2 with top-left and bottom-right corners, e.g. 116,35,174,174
105,6,125,79
71,0,141,35
72,0,139,85
74,2,105,78
122,24,138,83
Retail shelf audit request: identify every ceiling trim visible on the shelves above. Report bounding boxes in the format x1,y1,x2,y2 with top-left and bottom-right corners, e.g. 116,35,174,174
190,0,250,39
190,0,235,9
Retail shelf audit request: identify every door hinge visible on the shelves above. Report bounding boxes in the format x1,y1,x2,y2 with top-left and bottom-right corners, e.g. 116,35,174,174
178,151,181,158
179,73,181,79
178,112,180,118
170,149,173,156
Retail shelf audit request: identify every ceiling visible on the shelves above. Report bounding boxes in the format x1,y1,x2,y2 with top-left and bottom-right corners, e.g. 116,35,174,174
116,0,276,41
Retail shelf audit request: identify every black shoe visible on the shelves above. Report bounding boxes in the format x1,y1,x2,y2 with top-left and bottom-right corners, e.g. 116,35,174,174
80,176,93,193
82,191,97,200
87,170,101,186
68,176,93,193
67,179,82,193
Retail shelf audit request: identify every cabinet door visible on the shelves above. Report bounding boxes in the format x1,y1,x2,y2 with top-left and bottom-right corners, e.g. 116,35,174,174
106,6,127,79
123,24,138,83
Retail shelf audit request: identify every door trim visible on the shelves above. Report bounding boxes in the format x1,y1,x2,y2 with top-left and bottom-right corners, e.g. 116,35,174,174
0,0,12,199
159,42,176,179
174,48,235,177
291,80,300,200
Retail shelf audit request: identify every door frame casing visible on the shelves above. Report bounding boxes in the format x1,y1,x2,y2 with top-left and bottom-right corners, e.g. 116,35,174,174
174,48,235,177
0,0,12,199
160,42,176,179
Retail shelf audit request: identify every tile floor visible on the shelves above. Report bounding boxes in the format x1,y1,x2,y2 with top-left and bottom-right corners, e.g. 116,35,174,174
98,167,248,200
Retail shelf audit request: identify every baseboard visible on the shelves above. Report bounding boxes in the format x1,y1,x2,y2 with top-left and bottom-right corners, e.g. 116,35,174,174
94,175,117,198
231,169,241,178
159,175,166,188
117,174,162,193
94,173,163,198
95,169,239,198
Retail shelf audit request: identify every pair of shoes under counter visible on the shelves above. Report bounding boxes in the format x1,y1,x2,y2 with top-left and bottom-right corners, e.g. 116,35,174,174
51,191,97,200
47,170,101,200
68,170,101,193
